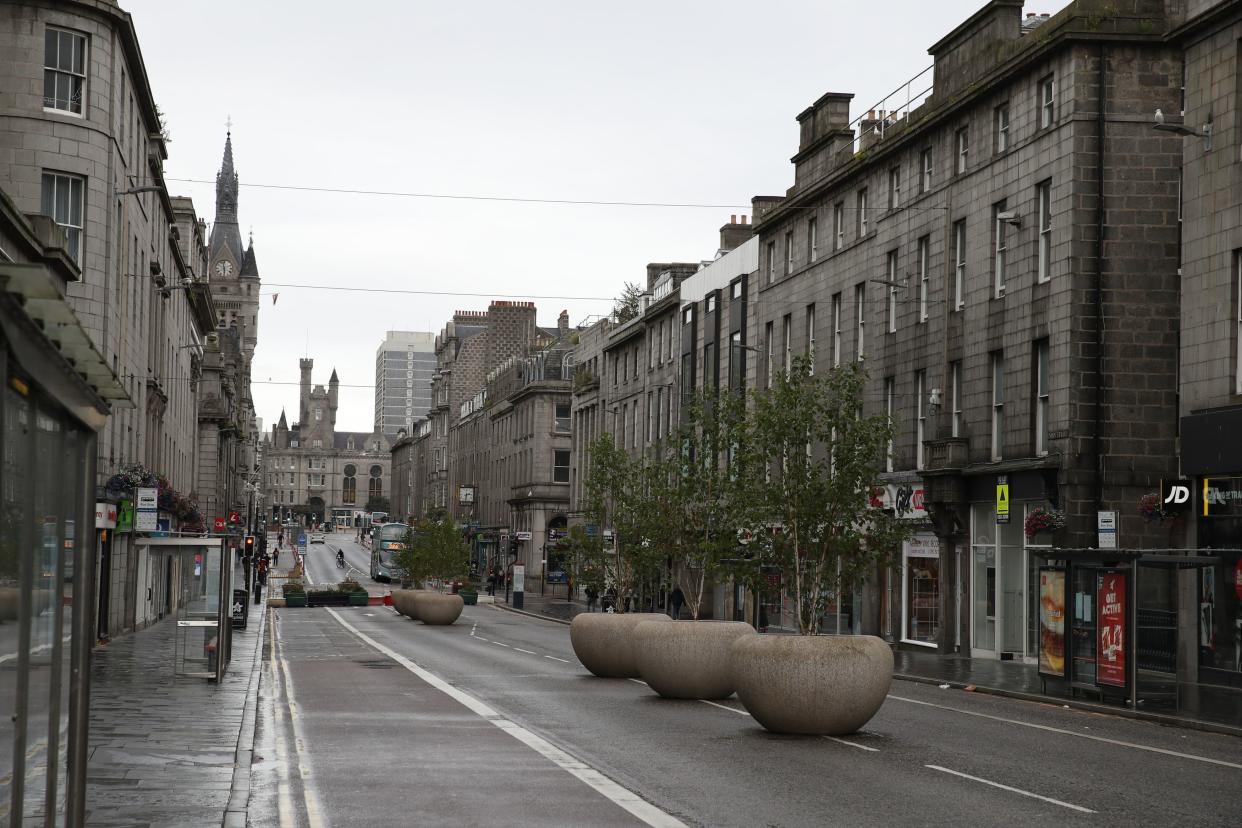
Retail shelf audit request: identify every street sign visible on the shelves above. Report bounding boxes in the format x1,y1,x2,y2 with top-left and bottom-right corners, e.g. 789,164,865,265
1097,510,1117,549
513,564,525,592
298,534,307,546
995,476,1009,524
515,531,533,541
136,487,158,532
214,517,226,532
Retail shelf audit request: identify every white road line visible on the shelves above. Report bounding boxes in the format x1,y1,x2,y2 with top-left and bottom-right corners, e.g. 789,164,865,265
544,655,571,663
274,615,326,828
476,637,491,643
325,609,686,828
925,764,1095,813
824,736,879,752
514,647,536,655
494,642,510,648
699,700,748,715
268,617,297,828
889,695,1242,770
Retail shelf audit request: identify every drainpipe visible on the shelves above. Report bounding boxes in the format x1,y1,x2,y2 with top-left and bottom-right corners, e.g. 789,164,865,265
1094,43,1106,514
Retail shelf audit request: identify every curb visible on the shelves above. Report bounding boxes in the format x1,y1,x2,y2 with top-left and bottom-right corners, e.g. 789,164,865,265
222,602,269,827
491,602,572,626
891,672,1242,739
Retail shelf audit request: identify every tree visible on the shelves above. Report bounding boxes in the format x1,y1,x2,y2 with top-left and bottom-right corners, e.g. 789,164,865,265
612,281,644,324
664,390,760,620
565,434,665,611
396,516,469,590
748,358,910,635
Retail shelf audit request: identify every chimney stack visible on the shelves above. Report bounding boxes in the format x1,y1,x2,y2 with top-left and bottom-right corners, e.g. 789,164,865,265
558,309,569,336
719,214,752,252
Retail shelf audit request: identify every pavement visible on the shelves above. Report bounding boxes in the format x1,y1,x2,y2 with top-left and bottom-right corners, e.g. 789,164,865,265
84,564,267,827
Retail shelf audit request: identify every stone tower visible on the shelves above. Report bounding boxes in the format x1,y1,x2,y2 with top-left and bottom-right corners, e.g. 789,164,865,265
300,358,313,425
329,368,339,429
208,130,261,364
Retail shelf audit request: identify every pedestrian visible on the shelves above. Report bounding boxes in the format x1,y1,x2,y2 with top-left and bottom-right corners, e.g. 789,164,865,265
669,585,685,620
586,585,598,613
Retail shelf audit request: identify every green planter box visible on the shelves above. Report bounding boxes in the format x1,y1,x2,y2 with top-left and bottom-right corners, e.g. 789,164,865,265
284,594,307,608
306,592,351,607
460,591,478,606
348,591,369,606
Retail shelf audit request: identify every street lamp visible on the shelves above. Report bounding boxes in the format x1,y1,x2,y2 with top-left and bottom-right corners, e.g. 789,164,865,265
119,184,163,196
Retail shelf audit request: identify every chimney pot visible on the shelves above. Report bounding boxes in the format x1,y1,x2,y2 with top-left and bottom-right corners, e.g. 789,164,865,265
730,214,736,224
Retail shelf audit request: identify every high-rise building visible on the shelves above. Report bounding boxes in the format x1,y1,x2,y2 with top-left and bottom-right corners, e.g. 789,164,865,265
375,331,435,435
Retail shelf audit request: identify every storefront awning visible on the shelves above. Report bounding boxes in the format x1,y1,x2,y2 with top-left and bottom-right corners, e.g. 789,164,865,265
1,262,132,408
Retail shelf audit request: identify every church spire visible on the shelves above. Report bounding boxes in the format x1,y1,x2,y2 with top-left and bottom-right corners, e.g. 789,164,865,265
215,130,238,224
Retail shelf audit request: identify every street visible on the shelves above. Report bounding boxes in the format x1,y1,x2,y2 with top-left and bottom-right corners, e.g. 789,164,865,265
248,536,1240,827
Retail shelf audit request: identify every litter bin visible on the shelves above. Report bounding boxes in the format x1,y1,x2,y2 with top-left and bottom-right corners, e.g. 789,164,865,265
233,589,249,630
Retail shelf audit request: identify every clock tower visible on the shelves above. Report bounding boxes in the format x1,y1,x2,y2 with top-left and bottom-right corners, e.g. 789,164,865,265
207,129,260,364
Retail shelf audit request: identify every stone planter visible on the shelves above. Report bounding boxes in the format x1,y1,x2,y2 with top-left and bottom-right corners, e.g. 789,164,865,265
730,634,892,735
415,592,464,625
391,588,421,618
634,620,756,700
284,594,307,608
569,613,672,678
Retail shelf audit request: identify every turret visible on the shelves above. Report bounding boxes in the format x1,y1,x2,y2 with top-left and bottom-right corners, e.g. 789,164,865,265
299,358,313,425
329,368,339,428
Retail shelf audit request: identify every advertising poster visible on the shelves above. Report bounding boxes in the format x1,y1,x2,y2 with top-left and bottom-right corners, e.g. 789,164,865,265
1096,571,1127,688
1038,568,1066,677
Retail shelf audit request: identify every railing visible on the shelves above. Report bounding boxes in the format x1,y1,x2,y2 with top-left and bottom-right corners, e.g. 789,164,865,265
850,64,934,153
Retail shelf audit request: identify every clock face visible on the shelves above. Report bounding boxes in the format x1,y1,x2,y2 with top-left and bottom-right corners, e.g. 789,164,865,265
215,260,233,278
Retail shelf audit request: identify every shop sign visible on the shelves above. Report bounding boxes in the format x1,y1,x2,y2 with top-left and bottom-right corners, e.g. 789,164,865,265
95,502,117,529
116,500,134,533
1235,559,1242,601
1201,477,1242,517
871,482,927,519
1159,479,1192,512
996,476,1009,524
515,531,533,541
214,517,226,532
905,534,939,558
1096,571,1127,688
1038,568,1066,678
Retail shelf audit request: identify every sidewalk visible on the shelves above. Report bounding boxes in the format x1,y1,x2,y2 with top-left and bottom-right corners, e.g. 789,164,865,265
893,648,1242,737
494,589,589,623
84,593,266,827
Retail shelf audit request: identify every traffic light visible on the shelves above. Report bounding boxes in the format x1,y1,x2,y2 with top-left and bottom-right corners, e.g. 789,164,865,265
509,537,519,557
244,536,255,557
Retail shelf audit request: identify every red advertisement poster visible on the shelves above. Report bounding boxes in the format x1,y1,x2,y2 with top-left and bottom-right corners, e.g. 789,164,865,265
1096,571,1127,688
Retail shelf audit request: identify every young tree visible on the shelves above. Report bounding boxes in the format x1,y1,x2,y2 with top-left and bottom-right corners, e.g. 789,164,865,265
749,358,910,635
397,516,469,591
611,281,644,324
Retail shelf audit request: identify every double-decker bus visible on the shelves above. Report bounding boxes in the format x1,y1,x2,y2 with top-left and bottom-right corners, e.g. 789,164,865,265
370,522,409,581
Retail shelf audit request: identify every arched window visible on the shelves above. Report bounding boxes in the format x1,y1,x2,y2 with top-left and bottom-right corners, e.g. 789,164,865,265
342,464,356,504
368,464,382,500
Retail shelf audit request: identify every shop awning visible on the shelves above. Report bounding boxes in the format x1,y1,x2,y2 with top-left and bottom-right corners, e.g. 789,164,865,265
1,262,132,408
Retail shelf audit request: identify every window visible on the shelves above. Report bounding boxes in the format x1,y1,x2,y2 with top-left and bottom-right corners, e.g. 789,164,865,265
1039,75,1055,128
805,304,816,373
995,103,1010,152
831,293,842,367
919,147,933,193
916,370,926,470
991,351,1005,461
766,240,776,284
885,377,895,472
764,321,774,388
1034,339,1050,456
857,189,869,237
888,166,901,209
43,27,86,114
953,220,966,310
782,314,792,375
955,127,969,174
917,236,930,323
808,217,818,262
833,202,844,251
855,283,866,361
40,172,84,262
784,231,793,276
554,402,570,433
648,334,653,370
706,294,716,313
1037,180,1052,283
950,360,962,438
993,200,1008,297
886,250,899,334
729,331,743,390
646,390,653,441
731,280,743,300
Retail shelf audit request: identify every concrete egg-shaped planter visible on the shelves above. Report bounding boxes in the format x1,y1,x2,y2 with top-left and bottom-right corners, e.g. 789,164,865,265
635,620,756,700
415,592,464,625
390,588,421,619
569,613,672,678
730,634,892,735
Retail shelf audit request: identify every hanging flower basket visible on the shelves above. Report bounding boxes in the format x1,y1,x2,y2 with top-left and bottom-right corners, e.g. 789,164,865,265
1024,507,1066,539
1138,493,1163,523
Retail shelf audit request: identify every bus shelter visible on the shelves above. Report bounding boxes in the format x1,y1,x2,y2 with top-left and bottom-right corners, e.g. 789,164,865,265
135,537,232,681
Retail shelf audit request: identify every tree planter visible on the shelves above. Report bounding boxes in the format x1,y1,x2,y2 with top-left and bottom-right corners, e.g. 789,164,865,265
306,592,351,607
348,591,369,606
634,620,756,699
730,635,892,735
284,594,307,608
569,613,672,678
391,588,422,618
415,592,464,625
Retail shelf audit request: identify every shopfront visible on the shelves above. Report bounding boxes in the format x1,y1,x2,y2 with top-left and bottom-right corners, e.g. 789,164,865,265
1,221,129,823
1191,477,1242,689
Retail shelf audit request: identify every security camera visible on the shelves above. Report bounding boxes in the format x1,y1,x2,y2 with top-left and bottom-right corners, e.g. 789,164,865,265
997,210,1021,226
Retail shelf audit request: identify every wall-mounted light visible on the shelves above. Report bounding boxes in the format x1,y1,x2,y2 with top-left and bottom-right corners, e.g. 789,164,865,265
1154,108,1212,150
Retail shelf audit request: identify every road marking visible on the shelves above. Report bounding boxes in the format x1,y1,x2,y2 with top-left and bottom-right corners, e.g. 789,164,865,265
925,764,1095,813
268,617,297,828
326,609,687,828
514,647,536,655
476,637,491,643
494,642,510,648
824,736,879,752
888,695,1242,770
700,700,748,715
544,655,571,663
274,615,326,828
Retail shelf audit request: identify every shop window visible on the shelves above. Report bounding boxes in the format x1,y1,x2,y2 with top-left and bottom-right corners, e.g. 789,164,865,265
903,534,940,646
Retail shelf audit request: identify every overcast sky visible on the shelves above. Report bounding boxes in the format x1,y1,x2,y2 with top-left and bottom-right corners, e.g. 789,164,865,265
124,0,997,433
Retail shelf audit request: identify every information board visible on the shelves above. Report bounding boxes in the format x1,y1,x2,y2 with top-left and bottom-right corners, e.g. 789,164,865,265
1037,568,1066,678
1096,570,1127,688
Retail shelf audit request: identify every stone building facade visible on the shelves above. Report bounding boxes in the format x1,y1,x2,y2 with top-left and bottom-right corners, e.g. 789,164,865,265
264,360,390,527
750,0,1184,662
